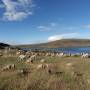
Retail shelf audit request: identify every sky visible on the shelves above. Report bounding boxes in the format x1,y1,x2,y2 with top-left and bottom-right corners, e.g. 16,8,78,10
0,0,90,45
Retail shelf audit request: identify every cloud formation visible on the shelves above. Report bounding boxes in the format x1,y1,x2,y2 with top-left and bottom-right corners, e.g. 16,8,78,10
84,24,90,29
37,26,52,31
0,0,34,21
48,33,78,41
37,22,56,31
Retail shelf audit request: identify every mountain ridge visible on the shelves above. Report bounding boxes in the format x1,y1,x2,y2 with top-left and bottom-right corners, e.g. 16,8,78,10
16,39,90,48
0,43,10,49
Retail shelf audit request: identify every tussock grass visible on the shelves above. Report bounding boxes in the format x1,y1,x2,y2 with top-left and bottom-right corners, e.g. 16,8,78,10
0,56,90,90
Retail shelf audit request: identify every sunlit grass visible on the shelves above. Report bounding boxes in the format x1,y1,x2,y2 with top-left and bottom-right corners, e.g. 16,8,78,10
0,56,90,90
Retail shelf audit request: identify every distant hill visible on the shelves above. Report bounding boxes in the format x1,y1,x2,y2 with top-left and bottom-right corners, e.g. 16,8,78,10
17,39,90,49
0,43,10,49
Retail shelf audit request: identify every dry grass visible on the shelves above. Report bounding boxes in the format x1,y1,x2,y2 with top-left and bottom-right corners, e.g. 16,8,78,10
0,56,90,90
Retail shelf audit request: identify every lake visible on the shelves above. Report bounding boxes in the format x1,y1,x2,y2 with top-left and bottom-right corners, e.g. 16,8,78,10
22,46,90,54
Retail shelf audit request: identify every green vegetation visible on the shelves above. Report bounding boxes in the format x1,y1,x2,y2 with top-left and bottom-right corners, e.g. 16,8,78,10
0,56,90,90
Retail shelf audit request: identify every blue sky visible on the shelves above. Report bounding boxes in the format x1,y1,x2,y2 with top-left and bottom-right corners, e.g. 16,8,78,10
0,0,90,44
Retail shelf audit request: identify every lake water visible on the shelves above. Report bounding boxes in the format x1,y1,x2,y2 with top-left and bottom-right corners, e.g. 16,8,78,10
22,47,90,54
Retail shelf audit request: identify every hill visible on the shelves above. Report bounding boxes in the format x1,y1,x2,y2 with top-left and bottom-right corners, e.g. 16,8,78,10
0,43,10,49
17,39,90,48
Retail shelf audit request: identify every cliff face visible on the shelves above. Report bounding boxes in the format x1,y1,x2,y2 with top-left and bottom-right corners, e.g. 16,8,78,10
17,39,90,48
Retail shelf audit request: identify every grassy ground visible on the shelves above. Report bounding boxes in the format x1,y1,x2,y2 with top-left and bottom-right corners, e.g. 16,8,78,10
0,56,90,90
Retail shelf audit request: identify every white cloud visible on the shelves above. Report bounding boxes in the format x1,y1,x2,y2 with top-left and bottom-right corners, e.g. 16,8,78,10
37,22,57,31
0,0,34,21
84,25,90,29
48,33,79,41
48,35,63,41
3,12,29,21
37,26,51,31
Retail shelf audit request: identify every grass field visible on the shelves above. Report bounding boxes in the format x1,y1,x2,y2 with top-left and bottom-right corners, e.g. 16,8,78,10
0,56,90,90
